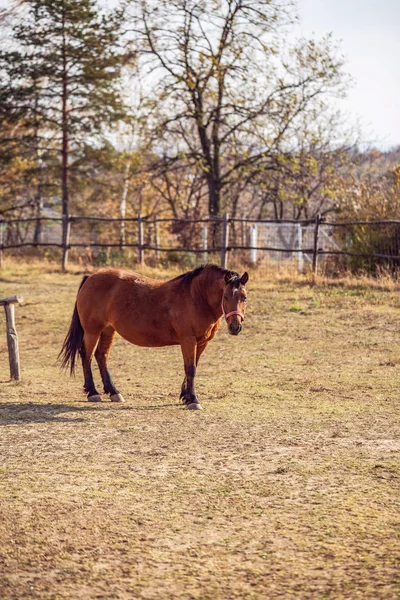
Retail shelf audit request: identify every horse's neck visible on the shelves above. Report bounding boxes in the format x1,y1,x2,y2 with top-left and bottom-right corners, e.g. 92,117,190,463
192,269,224,318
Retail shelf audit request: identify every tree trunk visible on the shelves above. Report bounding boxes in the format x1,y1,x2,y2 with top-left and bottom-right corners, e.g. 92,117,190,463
207,175,220,218
33,82,43,245
196,115,220,218
33,146,43,245
61,5,69,270
33,180,43,245
120,160,131,249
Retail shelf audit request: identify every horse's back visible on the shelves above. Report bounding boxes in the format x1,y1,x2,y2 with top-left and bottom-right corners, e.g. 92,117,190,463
77,269,180,346
82,268,160,288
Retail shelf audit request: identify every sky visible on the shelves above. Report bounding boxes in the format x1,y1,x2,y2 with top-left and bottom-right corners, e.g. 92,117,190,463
296,0,400,149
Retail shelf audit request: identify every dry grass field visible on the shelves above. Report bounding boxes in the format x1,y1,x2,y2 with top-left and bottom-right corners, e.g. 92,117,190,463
0,261,399,599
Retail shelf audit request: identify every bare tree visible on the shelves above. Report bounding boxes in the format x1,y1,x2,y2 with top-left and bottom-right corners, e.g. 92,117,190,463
128,0,349,219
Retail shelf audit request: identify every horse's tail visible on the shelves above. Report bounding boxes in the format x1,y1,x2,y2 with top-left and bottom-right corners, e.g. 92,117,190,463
58,275,89,375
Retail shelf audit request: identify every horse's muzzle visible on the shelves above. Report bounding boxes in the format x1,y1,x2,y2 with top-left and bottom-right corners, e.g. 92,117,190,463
228,322,242,335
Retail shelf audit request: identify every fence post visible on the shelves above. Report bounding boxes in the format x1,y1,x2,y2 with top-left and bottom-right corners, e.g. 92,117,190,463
221,213,229,268
154,216,160,262
250,224,258,265
241,218,245,247
138,214,144,266
312,214,321,276
61,215,71,272
0,216,4,269
202,224,208,263
1,295,23,381
297,223,303,273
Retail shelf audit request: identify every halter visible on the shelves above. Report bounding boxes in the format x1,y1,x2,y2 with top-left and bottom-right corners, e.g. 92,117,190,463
221,297,245,322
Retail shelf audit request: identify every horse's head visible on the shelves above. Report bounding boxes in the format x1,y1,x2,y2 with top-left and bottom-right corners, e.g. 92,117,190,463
222,271,249,335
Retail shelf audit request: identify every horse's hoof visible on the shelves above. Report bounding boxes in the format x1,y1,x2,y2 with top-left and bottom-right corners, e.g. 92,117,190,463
111,393,125,403
187,402,203,410
88,394,102,402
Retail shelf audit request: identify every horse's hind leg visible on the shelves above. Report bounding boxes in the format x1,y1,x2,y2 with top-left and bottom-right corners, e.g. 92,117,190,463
81,332,102,402
95,326,124,403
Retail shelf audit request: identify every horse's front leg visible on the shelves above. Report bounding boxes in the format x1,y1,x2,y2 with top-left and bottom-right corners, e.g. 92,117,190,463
179,341,209,404
180,337,202,410
179,377,187,402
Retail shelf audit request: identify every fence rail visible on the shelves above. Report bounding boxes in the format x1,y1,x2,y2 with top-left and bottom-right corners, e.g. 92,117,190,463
1,214,399,273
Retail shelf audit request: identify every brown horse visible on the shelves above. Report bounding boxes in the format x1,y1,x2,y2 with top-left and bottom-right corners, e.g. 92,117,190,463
59,263,249,410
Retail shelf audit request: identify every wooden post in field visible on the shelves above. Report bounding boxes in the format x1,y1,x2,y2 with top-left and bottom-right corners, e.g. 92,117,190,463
312,213,321,276
138,214,144,266
221,213,229,269
0,295,23,380
202,224,208,263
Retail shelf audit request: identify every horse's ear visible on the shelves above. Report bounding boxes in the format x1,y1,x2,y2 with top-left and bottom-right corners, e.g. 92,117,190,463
224,271,233,284
240,272,249,285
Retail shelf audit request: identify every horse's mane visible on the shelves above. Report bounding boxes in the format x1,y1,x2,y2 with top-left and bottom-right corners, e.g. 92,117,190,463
174,263,241,288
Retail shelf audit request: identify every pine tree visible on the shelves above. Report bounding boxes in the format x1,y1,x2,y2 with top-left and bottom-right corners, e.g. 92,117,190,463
0,0,130,267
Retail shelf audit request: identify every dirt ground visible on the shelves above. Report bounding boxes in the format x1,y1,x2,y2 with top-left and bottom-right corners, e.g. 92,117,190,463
0,262,399,599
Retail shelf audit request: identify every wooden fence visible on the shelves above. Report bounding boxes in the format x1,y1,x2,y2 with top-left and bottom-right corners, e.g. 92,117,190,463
1,214,400,274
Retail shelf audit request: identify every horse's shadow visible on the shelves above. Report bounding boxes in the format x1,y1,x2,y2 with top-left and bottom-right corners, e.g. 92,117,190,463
0,401,180,425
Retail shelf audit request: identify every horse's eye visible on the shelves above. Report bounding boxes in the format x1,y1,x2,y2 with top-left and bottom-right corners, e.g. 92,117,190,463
224,295,229,300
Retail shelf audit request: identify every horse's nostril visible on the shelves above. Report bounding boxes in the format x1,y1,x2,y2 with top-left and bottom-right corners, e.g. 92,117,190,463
229,323,242,335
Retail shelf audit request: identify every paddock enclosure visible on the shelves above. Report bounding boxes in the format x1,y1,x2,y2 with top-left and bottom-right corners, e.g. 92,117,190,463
0,263,399,600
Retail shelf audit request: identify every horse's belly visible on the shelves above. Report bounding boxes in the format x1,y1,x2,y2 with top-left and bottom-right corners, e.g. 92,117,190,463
112,319,179,348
